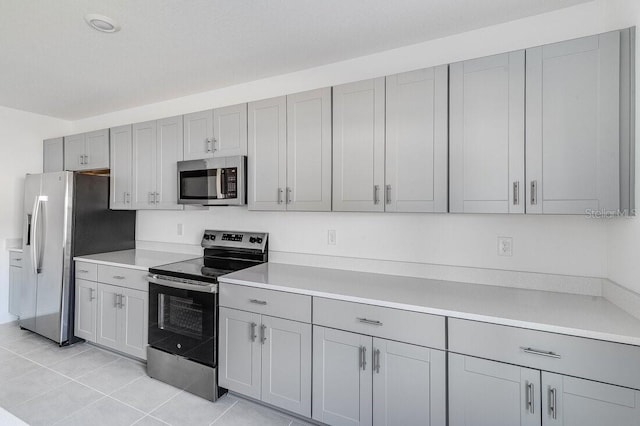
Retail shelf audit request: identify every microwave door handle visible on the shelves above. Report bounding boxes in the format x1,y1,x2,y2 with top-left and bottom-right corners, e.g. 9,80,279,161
216,169,223,199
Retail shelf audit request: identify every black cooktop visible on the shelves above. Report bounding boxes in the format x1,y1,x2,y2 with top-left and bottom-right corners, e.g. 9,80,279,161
149,256,259,284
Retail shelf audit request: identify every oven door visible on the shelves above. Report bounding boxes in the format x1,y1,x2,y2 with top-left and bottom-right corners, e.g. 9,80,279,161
148,282,217,367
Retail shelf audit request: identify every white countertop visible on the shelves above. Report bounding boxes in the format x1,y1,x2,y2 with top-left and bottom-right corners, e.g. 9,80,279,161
220,263,640,346
74,249,198,271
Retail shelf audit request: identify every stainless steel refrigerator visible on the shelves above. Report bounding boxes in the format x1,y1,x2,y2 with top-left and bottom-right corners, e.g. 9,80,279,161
20,171,135,345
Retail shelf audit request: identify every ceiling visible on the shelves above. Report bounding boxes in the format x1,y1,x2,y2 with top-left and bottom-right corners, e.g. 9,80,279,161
0,0,591,120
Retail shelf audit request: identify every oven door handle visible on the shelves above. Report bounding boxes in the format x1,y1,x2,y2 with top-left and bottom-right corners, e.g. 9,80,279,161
146,274,218,293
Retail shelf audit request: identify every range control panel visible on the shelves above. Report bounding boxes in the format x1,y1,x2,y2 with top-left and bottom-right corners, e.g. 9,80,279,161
201,230,268,251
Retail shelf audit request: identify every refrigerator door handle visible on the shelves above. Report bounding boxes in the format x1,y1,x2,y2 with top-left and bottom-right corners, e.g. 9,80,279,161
31,196,40,275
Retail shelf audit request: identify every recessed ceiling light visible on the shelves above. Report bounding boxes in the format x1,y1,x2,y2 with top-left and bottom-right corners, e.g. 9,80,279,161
84,14,120,33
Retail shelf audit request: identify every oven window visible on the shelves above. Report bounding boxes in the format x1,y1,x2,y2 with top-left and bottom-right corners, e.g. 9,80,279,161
158,294,203,339
180,169,219,200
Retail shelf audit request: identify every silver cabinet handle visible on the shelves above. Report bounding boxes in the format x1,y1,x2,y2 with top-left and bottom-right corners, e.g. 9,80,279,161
520,347,561,359
89,288,96,301
114,293,119,308
277,188,283,204
373,185,380,204
249,299,267,305
79,154,84,165
123,191,128,204
526,382,535,414
126,192,131,204
286,187,291,204
206,138,213,153
530,180,538,205
549,387,557,419
113,275,125,280
14,258,21,261
120,294,125,308
374,348,381,374
77,269,89,273
260,324,267,344
357,317,383,326
250,322,257,342
155,192,160,204
148,192,154,204
84,155,89,164
385,185,391,204
513,181,520,205
359,346,367,371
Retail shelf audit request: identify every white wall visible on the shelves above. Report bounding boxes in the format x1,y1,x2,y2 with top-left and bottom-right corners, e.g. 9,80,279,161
71,1,638,287
0,106,71,323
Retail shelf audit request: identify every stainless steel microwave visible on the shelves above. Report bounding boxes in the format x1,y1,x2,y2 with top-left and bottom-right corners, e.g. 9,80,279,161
177,156,246,206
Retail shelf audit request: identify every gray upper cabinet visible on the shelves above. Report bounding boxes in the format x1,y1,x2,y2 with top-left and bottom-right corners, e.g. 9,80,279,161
526,31,627,214
385,66,448,213
155,116,184,209
183,104,248,160
132,120,158,209
248,97,287,211
286,87,332,211
333,78,386,212
64,129,109,171
109,125,133,209
43,137,64,173
449,51,525,214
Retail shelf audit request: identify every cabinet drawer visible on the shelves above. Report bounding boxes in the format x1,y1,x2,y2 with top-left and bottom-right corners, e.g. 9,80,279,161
449,318,640,390
75,262,97,281
220,283,311,323
313,298,445,349
98,265,148,292
9,252,23,267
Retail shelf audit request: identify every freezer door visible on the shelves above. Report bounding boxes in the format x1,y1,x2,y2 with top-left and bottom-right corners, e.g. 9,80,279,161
20,174,42,332
34,172,72,343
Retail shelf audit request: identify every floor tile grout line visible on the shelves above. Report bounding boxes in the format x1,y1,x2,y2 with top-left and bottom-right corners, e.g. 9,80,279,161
209,399,239,425
147,388,187,417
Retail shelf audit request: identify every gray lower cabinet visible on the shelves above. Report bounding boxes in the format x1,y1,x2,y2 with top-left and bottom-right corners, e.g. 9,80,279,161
313,326,446,426
43,137,64,173
74,278,97,342
8,252,23,317
64,129,109,171
219,307,312,417
449,353,541,426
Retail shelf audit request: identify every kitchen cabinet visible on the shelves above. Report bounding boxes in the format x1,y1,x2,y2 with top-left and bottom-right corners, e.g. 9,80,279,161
313,326,445,426
129,116,183,210
219,307,312,417
385,66,448,213
183,104,248,160
333,78,385,212
74,278,97,342
43,137,64,173
8,252,22,317
109,124,133,209
64,129,109,171
526,30,629,214
248,88,331,211
449,51,525,214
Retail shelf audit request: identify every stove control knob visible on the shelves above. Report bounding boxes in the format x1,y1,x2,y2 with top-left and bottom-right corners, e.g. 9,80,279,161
204,235,210,240
177,343,182,349
256,238,263,244
210,235,215,241
249,237,256,243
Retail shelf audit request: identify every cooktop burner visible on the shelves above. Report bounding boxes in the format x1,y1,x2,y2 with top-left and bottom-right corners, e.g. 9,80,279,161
149,257,259,284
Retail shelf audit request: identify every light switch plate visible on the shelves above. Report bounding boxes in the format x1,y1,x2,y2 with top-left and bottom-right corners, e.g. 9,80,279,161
328,230,336,245
497,237,513,257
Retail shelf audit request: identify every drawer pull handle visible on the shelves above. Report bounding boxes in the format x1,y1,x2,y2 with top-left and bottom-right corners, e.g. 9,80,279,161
78,269,89,273
113,275,126,280
357,318,383,326
249,299,267,305
520,347,561,359
14,258,22,261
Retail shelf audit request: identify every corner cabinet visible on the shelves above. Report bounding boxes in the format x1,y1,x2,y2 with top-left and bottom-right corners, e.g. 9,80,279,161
64,129,110,171
183,103,248,161
43,137,64,173
449,51,525,214
248,88,332,212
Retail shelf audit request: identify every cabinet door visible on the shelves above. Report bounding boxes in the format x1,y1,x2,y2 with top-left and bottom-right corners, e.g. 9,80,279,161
248,97,287,211
372,339,446,426
8,265,21,317
449,51,525,213
542,372,640,426
213,103,248,157
526,32,621,214
155,116,184,210
261,315,312,417
333,78,386,212
219,307,262,399
109,125,133,210
74,279,97,342
448,353,540,426
183,110,214,160
286,88,332,211
312,326,373,426
43,137,64,173
131,121,158,209
84,129,110,169
119,287,148,360
63,134,86,171
96,283,120,351
385,66,448,213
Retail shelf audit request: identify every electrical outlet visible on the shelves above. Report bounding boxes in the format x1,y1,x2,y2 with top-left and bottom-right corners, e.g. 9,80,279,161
177,223,183,236
328,229,336,245
497,237,513,257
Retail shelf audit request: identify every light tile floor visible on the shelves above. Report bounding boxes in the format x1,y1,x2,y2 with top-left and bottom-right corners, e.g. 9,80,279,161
0,323,314,426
